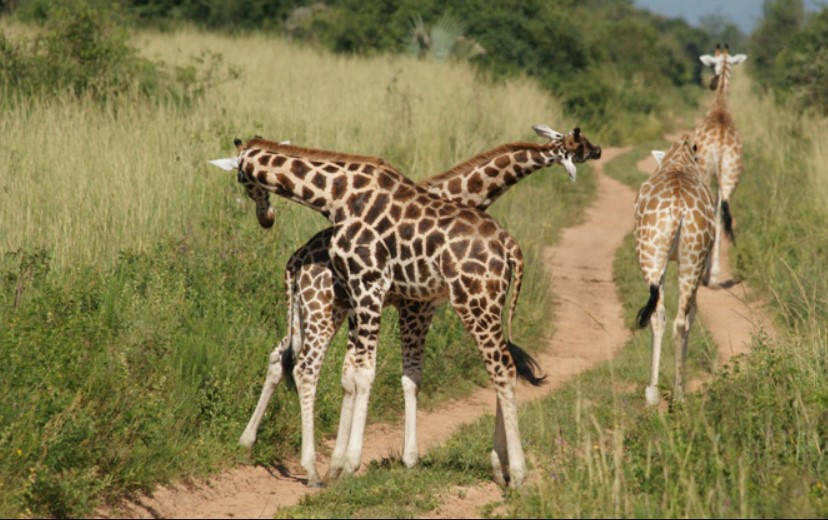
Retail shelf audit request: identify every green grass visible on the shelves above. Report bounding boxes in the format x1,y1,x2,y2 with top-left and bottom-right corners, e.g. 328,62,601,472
0,26,600,518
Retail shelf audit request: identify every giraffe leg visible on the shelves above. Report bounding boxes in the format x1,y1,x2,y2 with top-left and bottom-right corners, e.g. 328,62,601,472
453,299,527,488
645,285,667,406
325,315,358,482
706,193,723,287
672,297,696,403
397,300,435,468
239,336,291,449
339,300,384,476
293,304,346,488
491,397,509,486
674,249,705,403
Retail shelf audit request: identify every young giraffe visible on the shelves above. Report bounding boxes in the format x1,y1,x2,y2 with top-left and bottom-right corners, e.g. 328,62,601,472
212,137,564,487
634,134,715,406
234,127,601,487
693,43,747,287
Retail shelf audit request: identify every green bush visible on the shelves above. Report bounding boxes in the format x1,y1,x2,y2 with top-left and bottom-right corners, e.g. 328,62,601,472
0,1,235,104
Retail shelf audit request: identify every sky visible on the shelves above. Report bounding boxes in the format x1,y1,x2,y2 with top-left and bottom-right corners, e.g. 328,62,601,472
633,0,824,33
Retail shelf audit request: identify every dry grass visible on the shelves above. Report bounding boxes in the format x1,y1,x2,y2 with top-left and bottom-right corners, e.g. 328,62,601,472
1,27,565,270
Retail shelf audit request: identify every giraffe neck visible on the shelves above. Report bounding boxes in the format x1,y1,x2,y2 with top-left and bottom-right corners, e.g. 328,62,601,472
238,141,412,224
712,61,732,109
419,142,564,211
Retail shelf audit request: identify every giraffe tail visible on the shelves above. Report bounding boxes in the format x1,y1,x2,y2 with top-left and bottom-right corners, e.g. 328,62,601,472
506,244,546,387
721,200,735,243
281,267,301,392
636,284,660,328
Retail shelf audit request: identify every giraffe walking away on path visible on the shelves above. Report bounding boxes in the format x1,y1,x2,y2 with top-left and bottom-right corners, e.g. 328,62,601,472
231,126,601,487
210,136,582,488
634,135,715,406
693,43,747,287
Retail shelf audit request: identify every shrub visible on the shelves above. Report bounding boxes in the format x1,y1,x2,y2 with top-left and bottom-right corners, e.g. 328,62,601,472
0,1,235,104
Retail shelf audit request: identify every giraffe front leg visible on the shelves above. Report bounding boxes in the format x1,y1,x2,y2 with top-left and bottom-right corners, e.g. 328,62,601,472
645,286,667,407
325,324,358,483
340,302,383,476
397,300,435,469
239,336,290,449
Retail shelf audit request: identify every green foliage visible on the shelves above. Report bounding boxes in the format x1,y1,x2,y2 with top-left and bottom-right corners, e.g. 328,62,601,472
768,7,828,114
0,1,236,103
750,0,806,87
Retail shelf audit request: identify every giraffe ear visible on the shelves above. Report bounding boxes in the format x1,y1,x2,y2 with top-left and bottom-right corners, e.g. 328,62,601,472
532,124,563,141
728,54,747,65
699,55,718,67
208,157,240,171
651,150,666,166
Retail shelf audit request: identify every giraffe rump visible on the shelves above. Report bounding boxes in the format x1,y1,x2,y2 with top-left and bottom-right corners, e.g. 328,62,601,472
636,284,660,329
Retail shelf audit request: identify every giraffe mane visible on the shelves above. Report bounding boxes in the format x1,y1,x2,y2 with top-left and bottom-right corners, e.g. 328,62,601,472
244,138,393,169
420,142,550,187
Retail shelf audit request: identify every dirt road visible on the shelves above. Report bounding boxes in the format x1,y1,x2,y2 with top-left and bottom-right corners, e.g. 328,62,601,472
104,146,775,519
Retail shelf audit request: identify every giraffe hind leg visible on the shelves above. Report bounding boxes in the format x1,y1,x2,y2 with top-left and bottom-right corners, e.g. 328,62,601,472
239,336,291,449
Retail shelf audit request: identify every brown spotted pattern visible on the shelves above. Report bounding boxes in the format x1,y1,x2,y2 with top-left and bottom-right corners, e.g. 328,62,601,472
238,130,601,487
634,135,715,406
228,135,592,488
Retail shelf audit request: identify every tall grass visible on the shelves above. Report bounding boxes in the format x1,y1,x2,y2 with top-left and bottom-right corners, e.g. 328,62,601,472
0,26,598,518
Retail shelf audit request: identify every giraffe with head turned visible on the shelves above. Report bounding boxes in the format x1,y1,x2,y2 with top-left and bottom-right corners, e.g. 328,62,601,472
634,134,715,406
210,133,592,487
230,127,601,487
693,43,747,287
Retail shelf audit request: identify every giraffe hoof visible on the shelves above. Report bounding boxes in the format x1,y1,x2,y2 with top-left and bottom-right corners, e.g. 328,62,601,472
645,385,660,406
307,479,326,489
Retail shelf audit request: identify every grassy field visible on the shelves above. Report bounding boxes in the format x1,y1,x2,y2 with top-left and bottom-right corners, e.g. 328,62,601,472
0,27,603,518
281,74,828,518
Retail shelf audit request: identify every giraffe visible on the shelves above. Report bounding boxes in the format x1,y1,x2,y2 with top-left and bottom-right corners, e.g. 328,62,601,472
210,136,583,488
634,134,715,406
231,127,601,487
693,43,747,287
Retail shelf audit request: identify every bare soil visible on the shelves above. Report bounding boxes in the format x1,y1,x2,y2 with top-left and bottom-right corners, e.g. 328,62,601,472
100,146,776,519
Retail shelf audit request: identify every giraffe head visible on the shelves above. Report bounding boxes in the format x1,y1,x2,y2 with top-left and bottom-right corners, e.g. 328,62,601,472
531,125,601,181
651,133,699,172
208,137,291,229
700,43,747,90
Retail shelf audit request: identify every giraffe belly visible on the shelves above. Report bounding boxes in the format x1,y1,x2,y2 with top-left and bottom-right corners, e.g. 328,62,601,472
386,277,449,304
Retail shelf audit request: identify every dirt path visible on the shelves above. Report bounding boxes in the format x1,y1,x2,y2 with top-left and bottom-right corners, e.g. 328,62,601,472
104,146,776,519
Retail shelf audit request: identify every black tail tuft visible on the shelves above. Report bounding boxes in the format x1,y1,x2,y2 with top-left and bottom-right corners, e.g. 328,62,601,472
721,200,735,243
281,346,297,392
636,284,660,329
508,341,546,387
